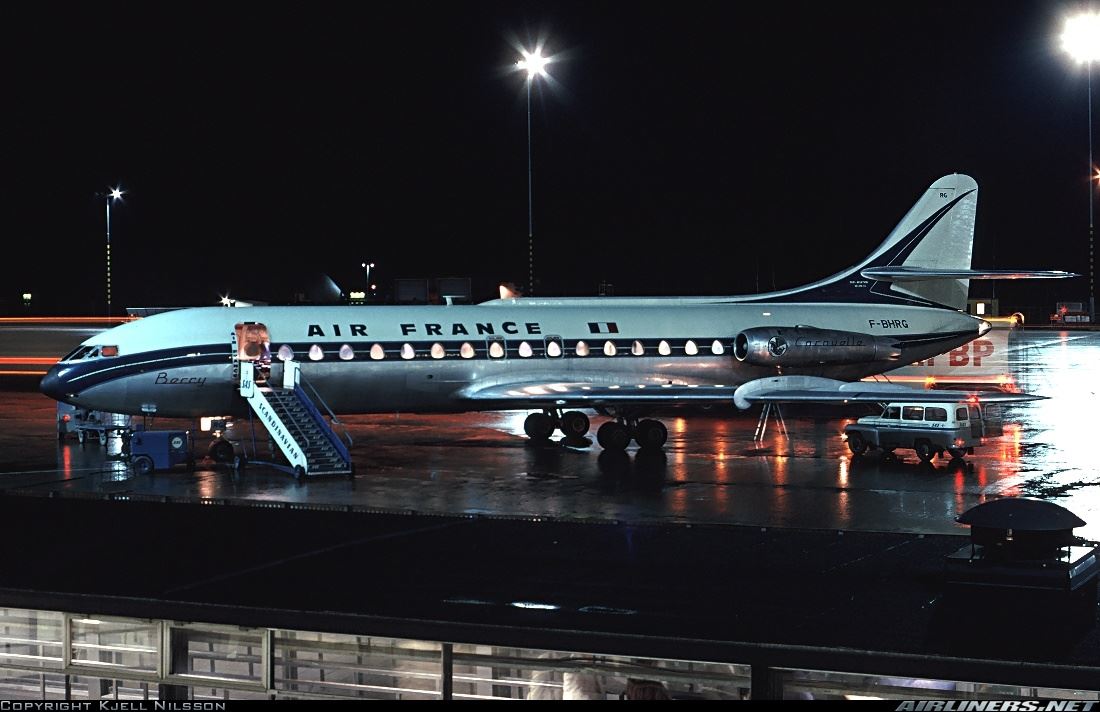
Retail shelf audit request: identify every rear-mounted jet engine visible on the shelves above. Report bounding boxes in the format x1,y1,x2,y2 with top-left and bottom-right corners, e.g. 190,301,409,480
733,327,902,367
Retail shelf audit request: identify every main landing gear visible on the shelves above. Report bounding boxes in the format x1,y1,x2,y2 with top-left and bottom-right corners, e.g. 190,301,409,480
522,409,668,451
524,409,591,441
596,417,667,451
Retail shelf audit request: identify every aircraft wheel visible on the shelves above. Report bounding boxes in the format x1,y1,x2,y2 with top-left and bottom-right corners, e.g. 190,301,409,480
634,419,668,450
596,421,631,451
133,455,155,476
914,441,934,463
524,412,555,441
233,454,247,472
846,432,868,456
209,439,234,463
77,430,86,445
293,465,305,481
560,411,590,438
98,431,107,446
947,447,966,460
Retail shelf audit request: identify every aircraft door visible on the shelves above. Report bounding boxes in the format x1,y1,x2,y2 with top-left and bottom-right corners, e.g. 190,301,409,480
235,322,272,383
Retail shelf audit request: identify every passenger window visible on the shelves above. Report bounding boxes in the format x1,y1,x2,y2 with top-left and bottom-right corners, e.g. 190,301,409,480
400,344,415,360
684,340,699,356
369,344,385,360
603,341,617,356
658,340,671,356
339,344,355,361
545,336,563,358
883,406,900,419
308,344,324,361
710,340,724,355
488,337,506,359
968,405,982,421
956,407,969,421
430,343,445,359
277,345,294,361
925,407,948,422
575,341,590,357
518,342,533,358
632,340,645,356
902,406,924,421
460,342,476,359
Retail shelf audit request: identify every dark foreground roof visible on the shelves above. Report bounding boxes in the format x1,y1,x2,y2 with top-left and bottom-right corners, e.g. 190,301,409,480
0,494,1096,690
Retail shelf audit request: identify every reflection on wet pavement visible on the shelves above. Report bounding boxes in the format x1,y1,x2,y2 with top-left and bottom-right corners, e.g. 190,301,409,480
0,330,1097,538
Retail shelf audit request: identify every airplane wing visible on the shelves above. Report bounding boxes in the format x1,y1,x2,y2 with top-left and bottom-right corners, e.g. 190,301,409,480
457,375,1045,411
457,379,740,410
729,375,1045,409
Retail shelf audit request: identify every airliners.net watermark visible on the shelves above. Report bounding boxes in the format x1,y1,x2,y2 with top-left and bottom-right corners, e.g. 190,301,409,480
896,702,1096,711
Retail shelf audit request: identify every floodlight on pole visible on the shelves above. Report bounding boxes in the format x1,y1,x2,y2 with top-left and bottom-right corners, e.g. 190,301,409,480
1061,12,1100,322
104,186,124,318
517,47,549,296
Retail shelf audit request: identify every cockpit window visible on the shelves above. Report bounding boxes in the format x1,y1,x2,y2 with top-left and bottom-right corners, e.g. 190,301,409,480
63,345,120,361
62,346,88,361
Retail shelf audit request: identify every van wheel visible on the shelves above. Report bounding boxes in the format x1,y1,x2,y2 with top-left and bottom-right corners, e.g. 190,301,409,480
846,432,868,455
947,447,966,460
133,455,155,476
209,439,234,463
914,441,934,463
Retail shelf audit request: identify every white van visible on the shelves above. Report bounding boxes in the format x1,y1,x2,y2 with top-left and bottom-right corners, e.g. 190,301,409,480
843,401,985,462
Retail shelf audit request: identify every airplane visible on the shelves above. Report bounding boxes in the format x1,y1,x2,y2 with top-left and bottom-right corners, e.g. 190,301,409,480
40,173,1074,458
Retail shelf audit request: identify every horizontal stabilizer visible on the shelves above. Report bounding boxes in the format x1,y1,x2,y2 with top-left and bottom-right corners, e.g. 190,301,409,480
861,266,1078,281
732,375,1044,410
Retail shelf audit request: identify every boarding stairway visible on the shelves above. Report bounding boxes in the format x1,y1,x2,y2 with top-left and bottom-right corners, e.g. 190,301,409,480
238,361,353,478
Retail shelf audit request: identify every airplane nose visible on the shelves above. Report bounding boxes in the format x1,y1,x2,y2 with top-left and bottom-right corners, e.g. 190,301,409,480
39,364,68,402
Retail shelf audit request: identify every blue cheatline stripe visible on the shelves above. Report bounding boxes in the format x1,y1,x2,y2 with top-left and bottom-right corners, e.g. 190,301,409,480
54,329,972,393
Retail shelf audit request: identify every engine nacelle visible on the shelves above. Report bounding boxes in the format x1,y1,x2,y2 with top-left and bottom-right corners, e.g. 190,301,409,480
733,326,902,367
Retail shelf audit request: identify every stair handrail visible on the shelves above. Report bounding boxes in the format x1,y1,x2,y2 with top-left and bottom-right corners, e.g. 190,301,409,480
298,373,354,449
292,383,352,465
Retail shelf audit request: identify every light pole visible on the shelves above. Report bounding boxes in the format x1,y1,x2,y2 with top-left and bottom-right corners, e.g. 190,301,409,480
517,48,549,295
361,262,375,300
104,187,124,317
1061,12,1100,322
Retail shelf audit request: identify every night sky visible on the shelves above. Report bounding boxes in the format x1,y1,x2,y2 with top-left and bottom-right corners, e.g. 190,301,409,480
2,1,1095,315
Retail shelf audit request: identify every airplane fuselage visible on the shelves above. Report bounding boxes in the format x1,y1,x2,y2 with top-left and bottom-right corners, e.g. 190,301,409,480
40,301,985,419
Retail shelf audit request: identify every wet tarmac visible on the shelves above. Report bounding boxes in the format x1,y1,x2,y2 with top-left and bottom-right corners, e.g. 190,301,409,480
1,329,1098,539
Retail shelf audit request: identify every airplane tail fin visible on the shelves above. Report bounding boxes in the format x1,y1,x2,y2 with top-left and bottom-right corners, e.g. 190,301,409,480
772,174,980,310
868,173,979,309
